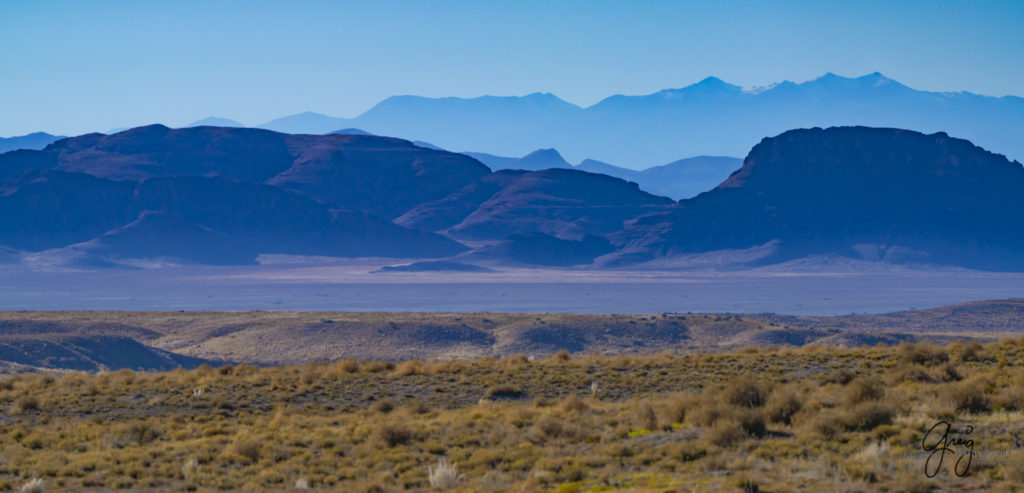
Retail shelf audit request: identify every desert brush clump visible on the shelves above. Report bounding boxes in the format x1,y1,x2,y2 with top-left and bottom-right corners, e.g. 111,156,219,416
947,378,992,413
721,374,769,408
427,458,464,489
0,339,1022,491
899,342,950,366
8,395,39,415
764,384,803,424
371,398,396,414
18,478,45,493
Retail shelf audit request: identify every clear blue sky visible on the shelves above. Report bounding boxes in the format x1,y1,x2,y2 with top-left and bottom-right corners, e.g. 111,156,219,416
2,0,1022,137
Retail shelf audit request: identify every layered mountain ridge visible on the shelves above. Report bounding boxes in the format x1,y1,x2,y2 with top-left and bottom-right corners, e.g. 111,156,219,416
251,73,1024,167
1,124,1021,271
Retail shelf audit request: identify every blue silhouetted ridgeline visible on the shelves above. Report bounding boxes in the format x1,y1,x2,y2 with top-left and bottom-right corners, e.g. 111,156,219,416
2,123,1024,271
0,125,487,265
606,127,1024,271
254,73,1024,167
0,132,64,153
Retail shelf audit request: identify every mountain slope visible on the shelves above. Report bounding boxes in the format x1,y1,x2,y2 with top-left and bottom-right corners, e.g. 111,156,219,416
606,127,1024,270
0,334,217,371
0,171,468,264
0,149,59,182
397,168,674,242
134,176,467,259
266,133,490,218
60,211,258,266
0,125,491,219
46,125,297,182
394,170,528,233
0,170,141,251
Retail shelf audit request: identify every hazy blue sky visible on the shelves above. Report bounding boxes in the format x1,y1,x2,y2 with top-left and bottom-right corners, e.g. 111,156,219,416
2,0,1022,136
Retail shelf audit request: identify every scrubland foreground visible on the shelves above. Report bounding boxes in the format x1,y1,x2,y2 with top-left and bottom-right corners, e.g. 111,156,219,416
2,340,1024,492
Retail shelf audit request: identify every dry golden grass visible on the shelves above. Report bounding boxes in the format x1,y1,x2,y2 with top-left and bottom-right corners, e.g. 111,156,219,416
0,339,1023,491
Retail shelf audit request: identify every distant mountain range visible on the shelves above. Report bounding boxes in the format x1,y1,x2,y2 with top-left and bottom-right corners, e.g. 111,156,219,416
5,73,1020,169
0,132,64,153
464,148,571,171
248,73,1024,167
575,156,743,200
186,117,244,128
0,132,774,205
464,148,741,200
1,123,1022,271
396,168,673,241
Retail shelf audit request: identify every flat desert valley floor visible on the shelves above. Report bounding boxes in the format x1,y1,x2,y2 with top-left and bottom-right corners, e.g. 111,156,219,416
3,264,1024,491
3,260,1024,315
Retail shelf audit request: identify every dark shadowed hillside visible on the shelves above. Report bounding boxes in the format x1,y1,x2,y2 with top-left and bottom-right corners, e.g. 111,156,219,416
0,171,467,266
62,211,258,266
607,127,1024,270
0,125,490,218
0,126,486,264
0,170,140,251
393,170,528,233
0,334,216,371
265,133,488,218
0,318,216,371
0,149,60,182
45,125,296,182
398,168,674,242
132,176,466,259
